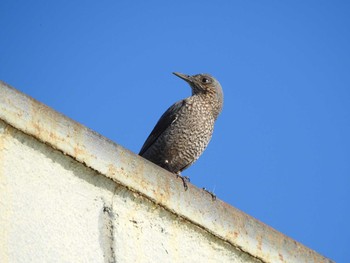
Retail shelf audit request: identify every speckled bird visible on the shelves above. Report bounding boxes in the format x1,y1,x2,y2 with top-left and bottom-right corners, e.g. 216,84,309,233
139,72,223,186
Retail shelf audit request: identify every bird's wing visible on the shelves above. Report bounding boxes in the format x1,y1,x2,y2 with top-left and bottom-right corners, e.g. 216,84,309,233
139,100,184,156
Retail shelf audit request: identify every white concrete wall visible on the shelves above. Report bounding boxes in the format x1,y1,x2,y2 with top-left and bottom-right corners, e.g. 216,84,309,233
0,120,256,263
0,81,333,263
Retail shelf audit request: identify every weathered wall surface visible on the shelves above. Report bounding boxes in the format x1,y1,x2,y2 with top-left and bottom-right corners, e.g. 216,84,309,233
0,120,256,262
0,81,333,263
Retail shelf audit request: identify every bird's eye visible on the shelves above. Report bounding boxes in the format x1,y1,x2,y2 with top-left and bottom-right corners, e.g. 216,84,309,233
201,77,210,83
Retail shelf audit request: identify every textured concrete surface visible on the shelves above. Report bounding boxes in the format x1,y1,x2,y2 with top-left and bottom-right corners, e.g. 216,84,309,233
0,120,259,262
0,81,334,262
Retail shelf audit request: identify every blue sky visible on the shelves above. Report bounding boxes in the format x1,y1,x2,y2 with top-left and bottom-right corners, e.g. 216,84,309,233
1,1,349,261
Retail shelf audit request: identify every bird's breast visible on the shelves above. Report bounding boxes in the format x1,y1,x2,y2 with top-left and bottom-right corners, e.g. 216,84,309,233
170,99,215,143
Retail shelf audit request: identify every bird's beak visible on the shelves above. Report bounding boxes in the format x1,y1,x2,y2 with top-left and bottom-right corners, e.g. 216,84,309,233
173,72,192,83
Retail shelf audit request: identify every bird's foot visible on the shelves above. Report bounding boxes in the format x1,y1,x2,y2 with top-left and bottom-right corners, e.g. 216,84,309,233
202,188,216,201
176,173,190,191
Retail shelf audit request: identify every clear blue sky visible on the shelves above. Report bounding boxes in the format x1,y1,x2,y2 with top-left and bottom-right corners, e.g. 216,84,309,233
1,1,349,261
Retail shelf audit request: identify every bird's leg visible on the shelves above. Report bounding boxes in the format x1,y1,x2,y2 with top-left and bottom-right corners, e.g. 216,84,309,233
202,188,217,201
176,172,190,191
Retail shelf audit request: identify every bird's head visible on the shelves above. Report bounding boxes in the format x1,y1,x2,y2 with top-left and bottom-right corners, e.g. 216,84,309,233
173,72,224,119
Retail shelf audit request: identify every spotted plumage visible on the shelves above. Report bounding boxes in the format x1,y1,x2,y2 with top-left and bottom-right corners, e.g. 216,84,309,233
139,72,223,176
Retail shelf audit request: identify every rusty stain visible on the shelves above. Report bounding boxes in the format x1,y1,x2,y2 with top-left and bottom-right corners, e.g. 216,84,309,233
108,163,118,177
73,143,86,158
0,81,335,263
16,111,23,118
32,122,42,137
257,235,262,251
279,253,284,261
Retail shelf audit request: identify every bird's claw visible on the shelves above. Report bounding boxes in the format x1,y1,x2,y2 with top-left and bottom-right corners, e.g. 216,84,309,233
203,187,216,201
176,173,190,191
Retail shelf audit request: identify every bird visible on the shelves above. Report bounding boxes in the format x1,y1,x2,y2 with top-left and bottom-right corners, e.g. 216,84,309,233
139,72,224,190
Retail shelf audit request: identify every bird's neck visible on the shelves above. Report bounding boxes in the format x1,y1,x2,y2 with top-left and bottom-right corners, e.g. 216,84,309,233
193,93,222,120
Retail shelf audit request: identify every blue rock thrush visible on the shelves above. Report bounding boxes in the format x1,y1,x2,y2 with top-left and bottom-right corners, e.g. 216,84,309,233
139,72,224,190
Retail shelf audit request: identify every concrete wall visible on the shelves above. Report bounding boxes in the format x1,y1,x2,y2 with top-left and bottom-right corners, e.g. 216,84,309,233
0,81,333,263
